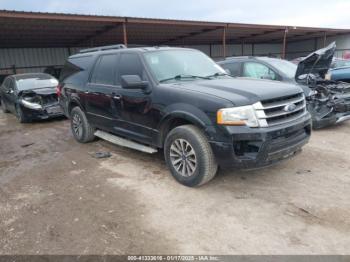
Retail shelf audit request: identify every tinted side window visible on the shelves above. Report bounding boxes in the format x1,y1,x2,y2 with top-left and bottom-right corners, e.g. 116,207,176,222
118,53,145,81
243,62,277,80
91,54,118,85
60,55,94,82
222,62,241,77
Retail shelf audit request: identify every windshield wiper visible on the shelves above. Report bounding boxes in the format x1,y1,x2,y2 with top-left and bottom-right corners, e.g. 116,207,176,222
159,74,211,83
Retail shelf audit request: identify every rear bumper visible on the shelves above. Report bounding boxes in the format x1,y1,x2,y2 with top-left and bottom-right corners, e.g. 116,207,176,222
209,114,311,169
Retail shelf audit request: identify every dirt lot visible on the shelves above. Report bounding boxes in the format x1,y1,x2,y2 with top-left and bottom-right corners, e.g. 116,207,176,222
0,111,349,255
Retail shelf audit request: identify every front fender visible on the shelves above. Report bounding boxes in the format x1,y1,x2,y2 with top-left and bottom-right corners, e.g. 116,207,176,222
159,103,215,128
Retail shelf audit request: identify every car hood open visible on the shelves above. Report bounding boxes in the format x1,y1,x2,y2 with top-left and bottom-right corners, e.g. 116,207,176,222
295,42,336,81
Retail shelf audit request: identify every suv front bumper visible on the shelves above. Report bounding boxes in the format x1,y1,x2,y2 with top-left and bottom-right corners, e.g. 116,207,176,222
209,114,311,169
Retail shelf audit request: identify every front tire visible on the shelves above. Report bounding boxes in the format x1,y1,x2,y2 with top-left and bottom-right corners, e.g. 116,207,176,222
70,106,95,143
15,104,30,123
164,125,218,187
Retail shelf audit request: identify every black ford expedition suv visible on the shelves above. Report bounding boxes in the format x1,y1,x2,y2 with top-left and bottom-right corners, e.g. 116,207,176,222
58,45,311,187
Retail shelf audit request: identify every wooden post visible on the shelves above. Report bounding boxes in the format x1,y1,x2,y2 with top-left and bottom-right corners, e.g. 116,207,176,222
222,26,226,58
282,28,288,59
123,21,128,46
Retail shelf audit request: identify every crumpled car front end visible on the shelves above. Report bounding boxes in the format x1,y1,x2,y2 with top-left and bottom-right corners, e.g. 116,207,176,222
296,42,350,128
306,81,350,128
19,89,63,120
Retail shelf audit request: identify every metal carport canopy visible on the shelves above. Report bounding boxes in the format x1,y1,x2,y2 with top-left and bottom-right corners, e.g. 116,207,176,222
0,10,350,52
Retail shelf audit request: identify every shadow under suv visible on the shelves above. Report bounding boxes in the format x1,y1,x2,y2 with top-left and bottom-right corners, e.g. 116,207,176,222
58,45,311,187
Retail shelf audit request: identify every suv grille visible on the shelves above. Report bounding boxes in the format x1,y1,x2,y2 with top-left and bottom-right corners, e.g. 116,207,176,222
253,93,307,127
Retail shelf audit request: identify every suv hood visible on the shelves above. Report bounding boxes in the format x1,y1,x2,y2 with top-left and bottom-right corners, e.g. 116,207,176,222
173,78,303,106
295,42,336,81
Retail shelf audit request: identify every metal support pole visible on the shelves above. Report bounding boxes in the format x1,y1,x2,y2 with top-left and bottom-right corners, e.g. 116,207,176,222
241,42,244,55
323,31,327,47
314,37,318,50
282,28,288,59
12,65,17,74
222,26,226,58
123,21,128,47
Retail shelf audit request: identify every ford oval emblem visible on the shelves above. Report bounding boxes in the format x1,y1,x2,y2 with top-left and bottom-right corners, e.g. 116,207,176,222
283,103,297,112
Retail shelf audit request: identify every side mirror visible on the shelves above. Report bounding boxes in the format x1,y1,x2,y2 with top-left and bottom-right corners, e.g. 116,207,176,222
121,75,148,89
224,68,231,75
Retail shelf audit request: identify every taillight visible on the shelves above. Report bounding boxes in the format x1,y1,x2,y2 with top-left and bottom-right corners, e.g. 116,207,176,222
56,84,62,97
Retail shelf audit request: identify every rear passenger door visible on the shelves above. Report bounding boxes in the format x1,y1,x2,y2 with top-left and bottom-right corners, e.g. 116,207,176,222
85,53,122,131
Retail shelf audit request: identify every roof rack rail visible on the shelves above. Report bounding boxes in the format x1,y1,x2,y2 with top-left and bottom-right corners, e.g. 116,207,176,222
79,44,127,54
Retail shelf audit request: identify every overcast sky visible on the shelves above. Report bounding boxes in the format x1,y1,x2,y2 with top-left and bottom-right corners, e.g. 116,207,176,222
1,0,349,29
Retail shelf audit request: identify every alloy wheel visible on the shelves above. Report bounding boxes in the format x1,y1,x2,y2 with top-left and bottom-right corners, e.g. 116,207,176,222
170,138,197,177
72,113,83,138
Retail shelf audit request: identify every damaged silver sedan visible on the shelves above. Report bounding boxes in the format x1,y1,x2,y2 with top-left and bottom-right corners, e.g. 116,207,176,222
219,42,350,129
0,73,63,123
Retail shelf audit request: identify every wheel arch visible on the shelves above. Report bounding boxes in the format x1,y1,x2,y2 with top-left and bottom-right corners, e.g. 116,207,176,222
157,105,214,148
67,98,84,117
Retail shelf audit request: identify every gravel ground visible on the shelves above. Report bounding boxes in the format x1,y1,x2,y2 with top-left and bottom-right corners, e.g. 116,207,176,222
0,111,349,255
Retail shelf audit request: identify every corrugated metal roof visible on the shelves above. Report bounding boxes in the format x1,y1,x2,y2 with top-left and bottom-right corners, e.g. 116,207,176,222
0,10,350,48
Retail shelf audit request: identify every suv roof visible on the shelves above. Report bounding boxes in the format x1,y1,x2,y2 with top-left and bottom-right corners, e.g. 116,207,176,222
70,44,190,59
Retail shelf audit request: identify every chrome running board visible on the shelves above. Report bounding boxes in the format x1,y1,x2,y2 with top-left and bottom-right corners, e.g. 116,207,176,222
94,130,158,154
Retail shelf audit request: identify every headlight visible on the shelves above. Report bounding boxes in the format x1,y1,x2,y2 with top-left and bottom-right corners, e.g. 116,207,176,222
20,99,42,110
217,105,259,127
325,72,331,81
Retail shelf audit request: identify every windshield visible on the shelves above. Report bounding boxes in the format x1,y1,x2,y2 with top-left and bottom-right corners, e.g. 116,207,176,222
262,58,297,79
333,59,350,68
16,75,58,91
144,49,226,82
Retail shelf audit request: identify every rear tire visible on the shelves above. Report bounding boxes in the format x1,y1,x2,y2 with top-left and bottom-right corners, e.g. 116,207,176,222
1,98,9,113
164,125,218,187
15,104,30,123
70,106,95,143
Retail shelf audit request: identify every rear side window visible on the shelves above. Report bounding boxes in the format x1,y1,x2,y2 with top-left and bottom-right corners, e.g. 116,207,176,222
118,53,145,81
91,54,118,85
60,55,94,82
222,62,241,77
